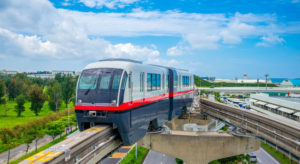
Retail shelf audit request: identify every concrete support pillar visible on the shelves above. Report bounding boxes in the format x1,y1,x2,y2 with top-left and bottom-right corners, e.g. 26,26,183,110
138,131,259,164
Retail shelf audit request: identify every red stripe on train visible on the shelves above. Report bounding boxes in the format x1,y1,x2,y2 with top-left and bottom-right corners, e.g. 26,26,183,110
75,89,194,111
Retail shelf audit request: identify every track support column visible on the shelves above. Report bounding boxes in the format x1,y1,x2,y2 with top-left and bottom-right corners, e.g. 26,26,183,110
138,131,259,164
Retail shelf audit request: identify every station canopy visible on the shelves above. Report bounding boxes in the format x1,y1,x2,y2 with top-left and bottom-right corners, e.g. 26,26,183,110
278,107,294,114
255,101,267,106
249,99,257,103
266,104,279,109
293,112,300,117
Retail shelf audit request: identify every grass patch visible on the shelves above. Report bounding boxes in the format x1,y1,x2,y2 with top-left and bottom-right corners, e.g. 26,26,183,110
0,100,71,129
9,129,78,164
220,125,229,131
120,146,149,164
261,142,297,164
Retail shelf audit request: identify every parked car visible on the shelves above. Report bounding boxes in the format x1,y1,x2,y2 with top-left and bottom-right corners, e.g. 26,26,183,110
248,152,257,162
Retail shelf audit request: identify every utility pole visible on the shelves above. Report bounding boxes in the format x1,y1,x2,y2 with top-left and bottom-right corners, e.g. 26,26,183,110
265,74,269,90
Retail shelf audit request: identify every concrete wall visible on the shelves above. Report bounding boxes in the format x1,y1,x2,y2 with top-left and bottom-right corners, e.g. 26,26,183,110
138,131,259,164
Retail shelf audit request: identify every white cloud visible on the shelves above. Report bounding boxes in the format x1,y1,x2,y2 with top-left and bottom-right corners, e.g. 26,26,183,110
0,0,299,69
256,34,285,47
105,43,160,60
0,27,58,58
79,0,139,9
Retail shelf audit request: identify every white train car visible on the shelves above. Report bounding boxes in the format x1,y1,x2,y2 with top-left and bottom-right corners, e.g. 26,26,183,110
75,58,194,145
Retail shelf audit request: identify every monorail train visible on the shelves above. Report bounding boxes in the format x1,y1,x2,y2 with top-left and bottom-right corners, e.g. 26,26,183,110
75,58,195,145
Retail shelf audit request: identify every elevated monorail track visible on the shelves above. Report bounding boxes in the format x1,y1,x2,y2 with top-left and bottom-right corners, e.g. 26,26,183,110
200,98,300,161
20,126,121,164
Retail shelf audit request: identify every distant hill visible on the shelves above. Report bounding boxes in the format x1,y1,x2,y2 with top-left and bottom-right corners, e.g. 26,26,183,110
194,75,277,87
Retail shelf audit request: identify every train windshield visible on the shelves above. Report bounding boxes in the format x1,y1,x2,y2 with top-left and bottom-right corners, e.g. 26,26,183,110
77,68,127,105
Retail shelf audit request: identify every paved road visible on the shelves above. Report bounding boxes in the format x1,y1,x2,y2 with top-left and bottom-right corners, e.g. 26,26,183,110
0,135,53,164
143,150,176,164
253,147,280,164
0,128,77,164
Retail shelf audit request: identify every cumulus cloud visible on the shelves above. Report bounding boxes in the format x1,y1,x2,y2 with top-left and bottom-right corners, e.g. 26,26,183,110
0,27,58,58
0,0,299,71
79,0,139,9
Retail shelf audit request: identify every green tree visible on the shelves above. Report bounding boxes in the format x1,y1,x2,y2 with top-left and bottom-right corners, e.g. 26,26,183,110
45,121,65,141
54,73,64,83
30,128,45,152
23,130,36,157
7,78,22,100
28,85,47,116
0,128,17,163
0,78,5,101
0,78,7,116
61,75,75,107
47,82,62,112
15,94,26,117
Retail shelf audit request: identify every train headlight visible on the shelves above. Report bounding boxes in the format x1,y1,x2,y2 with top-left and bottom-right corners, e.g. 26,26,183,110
78,99,82,103
112,100,116,104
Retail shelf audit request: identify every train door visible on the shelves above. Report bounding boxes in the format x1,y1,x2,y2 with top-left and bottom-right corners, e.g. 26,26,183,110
168,69,177,120
140,72,145,101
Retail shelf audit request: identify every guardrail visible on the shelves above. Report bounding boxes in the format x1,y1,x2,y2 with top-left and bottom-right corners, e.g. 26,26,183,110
200,98,300,160
197,87,300,93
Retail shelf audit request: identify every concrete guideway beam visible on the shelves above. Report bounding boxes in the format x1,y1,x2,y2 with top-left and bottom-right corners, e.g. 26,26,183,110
197,87,300,94
200,98,300,161
138,131,259,164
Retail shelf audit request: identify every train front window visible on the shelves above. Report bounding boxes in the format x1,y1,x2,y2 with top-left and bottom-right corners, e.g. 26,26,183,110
78,70,99,90
77,68,126,105
99,74,111,89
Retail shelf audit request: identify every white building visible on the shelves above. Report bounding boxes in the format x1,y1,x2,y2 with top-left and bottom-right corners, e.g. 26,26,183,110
280,79,300,87
27,74,54,79
0,69,18,75
250,93,300,123
52,70,75,76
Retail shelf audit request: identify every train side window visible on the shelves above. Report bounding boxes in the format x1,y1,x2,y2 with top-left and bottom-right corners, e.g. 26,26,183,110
147,73,151,91
121,73,127,90
182,76,190,87
147,73,161,91
152,74,157,90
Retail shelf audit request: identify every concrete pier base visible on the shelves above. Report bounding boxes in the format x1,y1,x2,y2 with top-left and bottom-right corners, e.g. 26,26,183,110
138,131,259,164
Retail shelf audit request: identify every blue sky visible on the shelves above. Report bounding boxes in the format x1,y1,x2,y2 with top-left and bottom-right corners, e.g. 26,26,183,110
0,0,300,79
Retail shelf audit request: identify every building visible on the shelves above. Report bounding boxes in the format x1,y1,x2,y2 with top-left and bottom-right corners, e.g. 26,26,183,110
0,69,18,75
214,79,236,83
249,93,300,123
200,77,215,82
280,79,300,87
27,74,54,79
52,70,75,76
236,79,266,83
269,78,287,85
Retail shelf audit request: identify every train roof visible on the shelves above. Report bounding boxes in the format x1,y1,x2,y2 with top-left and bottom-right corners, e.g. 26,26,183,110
84,58,190,73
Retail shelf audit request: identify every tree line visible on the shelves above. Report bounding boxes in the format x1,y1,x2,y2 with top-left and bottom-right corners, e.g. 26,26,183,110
0,73,77,116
